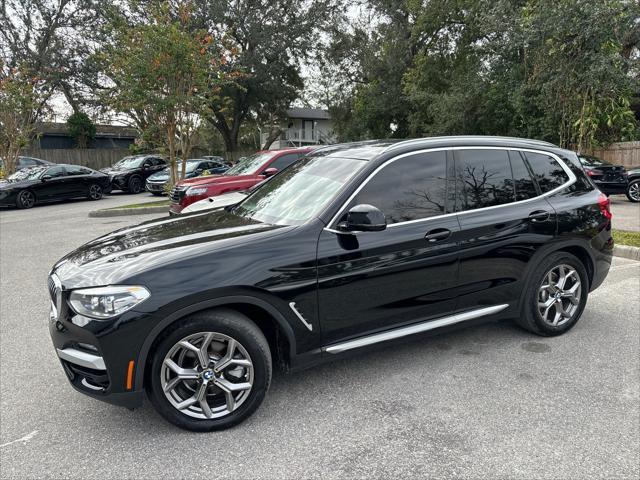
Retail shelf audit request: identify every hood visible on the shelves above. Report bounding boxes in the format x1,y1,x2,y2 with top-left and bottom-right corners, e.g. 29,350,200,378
148,170,170,182
52,209,290,288
176,173,253,188
0,178,38,189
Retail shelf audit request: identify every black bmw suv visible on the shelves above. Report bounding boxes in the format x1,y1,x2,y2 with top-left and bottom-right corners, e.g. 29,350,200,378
101,154,167,193
49,137,613,431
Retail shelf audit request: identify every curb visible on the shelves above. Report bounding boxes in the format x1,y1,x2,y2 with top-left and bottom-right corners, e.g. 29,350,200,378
89,206,169,217
613,244,640,261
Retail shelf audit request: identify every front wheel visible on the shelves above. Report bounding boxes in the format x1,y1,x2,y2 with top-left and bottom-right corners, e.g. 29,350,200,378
148,309,272,431
515,252,589,336
16,189,36,209
128,176,143,194
626,179,640,203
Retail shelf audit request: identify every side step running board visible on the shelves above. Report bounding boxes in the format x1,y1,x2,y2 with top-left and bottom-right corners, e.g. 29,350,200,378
323,304,509,354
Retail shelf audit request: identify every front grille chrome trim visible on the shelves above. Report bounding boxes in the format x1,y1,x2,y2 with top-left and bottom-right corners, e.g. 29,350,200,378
57,347,106,370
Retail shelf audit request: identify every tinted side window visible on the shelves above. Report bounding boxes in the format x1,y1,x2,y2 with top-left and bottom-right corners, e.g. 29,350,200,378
352,151,449,224
455,149,514,211
524,152,570,193
509,152,539,201
270,153,300,171
46,166,66,178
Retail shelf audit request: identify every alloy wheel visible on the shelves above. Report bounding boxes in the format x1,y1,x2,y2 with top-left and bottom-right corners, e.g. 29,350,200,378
18,190,35,208
537,264,582,327
160,331,254,420
628,181,640,202
130,178,142,193
89,184,102,200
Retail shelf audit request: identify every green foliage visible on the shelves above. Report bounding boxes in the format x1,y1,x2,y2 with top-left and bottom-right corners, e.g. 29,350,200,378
0,63,42,175
100,1,233,183
66,112,96,148
326,0,639,149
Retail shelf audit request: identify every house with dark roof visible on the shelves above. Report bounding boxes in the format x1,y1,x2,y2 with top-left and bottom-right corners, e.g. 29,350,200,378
262,108,336,149
34,122,138,149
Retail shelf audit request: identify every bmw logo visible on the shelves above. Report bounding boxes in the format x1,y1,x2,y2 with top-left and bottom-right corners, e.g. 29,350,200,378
202,370,214,380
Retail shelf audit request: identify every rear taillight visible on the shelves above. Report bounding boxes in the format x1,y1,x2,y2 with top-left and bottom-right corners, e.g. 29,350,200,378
598,193,612,220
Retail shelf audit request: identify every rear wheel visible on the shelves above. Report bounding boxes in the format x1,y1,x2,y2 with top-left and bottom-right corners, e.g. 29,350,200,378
626,179,640,203
87,183,103,200
148,309,272,431
515,252,588,336
128,176,143,194
16,190,36,209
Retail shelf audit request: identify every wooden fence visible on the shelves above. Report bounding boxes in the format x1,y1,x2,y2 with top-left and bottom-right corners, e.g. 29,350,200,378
23,148,131,170
586,141,640,167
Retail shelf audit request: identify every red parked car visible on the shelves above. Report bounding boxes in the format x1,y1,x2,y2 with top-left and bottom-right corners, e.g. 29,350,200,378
169,147,313,214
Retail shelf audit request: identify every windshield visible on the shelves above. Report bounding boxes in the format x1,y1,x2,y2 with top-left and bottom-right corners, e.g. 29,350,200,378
234,156,366,226
579,155,611,167
113,156,144,169
225,153,276,176
7,166,47,181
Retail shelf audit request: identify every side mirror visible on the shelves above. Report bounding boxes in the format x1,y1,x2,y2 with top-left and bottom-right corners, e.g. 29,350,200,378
338,204,387,232
41,175,52,182
263,167,278,177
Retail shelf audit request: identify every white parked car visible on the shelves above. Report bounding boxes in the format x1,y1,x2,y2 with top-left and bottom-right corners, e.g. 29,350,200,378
180,191,247,214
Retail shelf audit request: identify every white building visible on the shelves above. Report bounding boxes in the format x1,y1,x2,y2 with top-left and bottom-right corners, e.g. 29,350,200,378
262,108,336,150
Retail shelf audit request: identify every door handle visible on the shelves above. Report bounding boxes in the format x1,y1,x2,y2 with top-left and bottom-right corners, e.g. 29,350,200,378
425,228,451,242
528,210,550,222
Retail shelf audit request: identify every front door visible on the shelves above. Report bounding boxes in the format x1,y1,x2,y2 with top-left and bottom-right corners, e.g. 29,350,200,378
317,150,461,345
36,165,70,200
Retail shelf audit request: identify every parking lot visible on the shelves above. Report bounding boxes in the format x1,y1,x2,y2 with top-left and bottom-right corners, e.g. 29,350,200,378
1,196,639,479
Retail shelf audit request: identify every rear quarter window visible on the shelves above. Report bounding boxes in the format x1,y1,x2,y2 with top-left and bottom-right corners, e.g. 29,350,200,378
524,152,570,193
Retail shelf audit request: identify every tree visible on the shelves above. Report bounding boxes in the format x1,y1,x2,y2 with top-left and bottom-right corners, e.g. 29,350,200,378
1,0,103,116
190,0,338,156
100,1,235,183
0,64,46,176
66,111,96,148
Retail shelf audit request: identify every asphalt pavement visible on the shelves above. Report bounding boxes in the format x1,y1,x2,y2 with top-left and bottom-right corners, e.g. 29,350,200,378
610,194,640,231
0,195,639,479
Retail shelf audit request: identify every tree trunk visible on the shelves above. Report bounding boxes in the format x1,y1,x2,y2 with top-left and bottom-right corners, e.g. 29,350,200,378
261,127,283,150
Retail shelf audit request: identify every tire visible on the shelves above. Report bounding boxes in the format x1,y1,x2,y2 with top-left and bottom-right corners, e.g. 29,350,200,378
16,189,36,209
515,252,589,336
147,309,272,431
626,179,640,203
87,183,103,201
128,176,143,194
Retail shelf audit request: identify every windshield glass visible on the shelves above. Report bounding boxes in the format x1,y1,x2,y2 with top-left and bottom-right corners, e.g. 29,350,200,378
185,160,203,173
234,156,366,226
579,155,610,167
113,156,144,169
225,153,276,176
8,166,47,181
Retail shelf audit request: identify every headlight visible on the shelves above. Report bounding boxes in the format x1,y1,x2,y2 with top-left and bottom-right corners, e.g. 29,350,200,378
186,187,208,196
69,285,150,319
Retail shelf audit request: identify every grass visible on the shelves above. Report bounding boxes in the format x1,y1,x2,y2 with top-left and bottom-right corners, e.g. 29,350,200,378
612,229,640,248
105,199,170,210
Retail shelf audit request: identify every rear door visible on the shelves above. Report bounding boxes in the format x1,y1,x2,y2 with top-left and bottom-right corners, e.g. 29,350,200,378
454,148,560,311
317,150,461,345
65,165,93,196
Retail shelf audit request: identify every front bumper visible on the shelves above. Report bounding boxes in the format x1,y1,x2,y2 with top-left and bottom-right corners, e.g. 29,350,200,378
48,275,147,409
146,181,166,193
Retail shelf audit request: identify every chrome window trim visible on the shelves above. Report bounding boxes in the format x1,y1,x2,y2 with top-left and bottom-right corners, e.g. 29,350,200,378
324,146,576,232
323,304,509,354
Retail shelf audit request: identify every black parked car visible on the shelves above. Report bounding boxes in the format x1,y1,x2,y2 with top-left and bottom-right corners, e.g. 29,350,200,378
578,154,628,195
0,155,53,172
101,155,167,194
49,137,613,431
145,159,229,195
624,166,640,202
0,164,110,209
